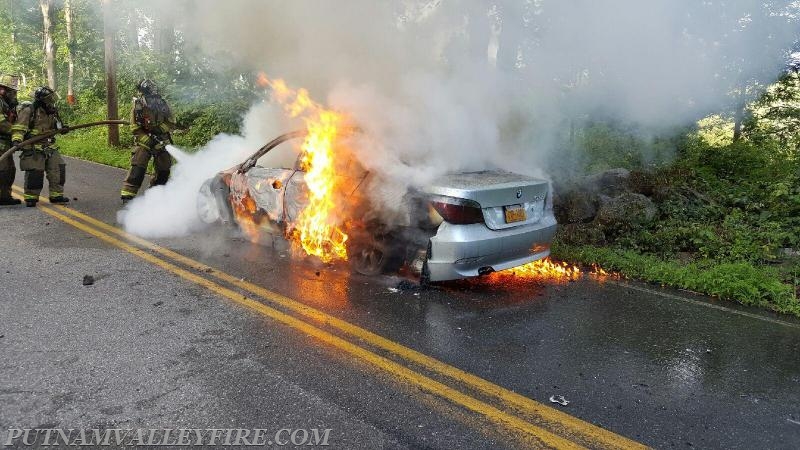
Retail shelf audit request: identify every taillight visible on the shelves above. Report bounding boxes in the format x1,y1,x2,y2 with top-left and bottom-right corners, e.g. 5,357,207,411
429,196,484,225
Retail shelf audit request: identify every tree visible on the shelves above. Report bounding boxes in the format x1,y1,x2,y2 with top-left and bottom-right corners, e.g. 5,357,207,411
9,0,17,43
102,0,119,146
64,0,75,104
748,71,800,150
152,12,174,59
39,0,56,90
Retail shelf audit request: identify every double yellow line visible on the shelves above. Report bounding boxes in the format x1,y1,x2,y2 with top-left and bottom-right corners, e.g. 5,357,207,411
13,187,646,449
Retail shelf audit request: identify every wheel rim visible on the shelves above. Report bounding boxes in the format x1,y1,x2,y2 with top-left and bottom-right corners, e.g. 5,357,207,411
356,246,385,275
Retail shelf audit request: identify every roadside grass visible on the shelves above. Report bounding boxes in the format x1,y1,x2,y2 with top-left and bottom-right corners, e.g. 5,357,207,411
553,242,800,317
57,126,132,170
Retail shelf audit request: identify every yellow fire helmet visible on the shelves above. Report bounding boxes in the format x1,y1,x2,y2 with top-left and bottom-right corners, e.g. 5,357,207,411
0,74,20,91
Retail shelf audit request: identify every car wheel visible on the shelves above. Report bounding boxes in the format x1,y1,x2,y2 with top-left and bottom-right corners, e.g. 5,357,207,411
352,241,389,276
197,179,221,224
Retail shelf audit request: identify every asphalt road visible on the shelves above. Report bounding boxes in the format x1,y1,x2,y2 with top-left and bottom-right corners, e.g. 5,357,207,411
1,156,800,449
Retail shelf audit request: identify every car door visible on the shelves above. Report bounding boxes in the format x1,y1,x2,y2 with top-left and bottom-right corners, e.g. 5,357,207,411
283,170,309,224
242,166,297,225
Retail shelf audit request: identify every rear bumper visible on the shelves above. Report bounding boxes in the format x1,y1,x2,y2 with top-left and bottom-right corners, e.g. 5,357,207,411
426,215,558,282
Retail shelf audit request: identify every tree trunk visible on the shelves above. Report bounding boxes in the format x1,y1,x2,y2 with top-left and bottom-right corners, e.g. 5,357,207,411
125,9,140,50
64,0,76,105
9,0,16,44
39,0,57,91
153,14,175,59
102,0,120,146
496,1,523,72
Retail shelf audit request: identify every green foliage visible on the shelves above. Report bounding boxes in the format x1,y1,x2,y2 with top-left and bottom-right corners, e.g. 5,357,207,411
553,243,800,316
554,103,800,315
604,131,800,264
550,121,678,178
696,115,735,147
57,126,131,169
748,71,800,149
173,103,247,147
1,0,255,151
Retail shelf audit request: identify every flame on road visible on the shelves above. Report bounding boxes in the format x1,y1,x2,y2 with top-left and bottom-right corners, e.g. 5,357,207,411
487,258,616,283
492,258,582,282
259,75,350,263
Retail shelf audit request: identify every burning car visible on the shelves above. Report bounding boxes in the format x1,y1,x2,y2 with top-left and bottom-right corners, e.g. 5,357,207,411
196,130,558,283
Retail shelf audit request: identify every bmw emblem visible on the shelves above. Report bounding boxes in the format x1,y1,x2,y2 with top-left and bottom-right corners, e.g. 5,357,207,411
516,189,523,199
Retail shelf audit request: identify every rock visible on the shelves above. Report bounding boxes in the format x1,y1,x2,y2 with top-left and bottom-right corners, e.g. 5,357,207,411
556,223,606,246
595,193,656,233
583,168,631,196
627,170,656,196
554,189,597,224
677,252,694,264
779,248,800,258
82,275,95,286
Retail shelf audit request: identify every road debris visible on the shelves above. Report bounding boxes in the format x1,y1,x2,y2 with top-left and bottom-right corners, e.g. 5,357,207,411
396,280,418,291
387,287,400,293
549,395,570,406
82,275,95,286
788,418,800,426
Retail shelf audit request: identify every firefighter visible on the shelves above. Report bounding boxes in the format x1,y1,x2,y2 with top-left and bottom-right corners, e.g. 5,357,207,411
120,79,176,202
0,74,21,205
11,86,69,207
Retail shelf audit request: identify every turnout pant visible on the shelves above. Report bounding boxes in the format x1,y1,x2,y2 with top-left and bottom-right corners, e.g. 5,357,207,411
121,146,172,197
0,142,15,200
19,148,65,201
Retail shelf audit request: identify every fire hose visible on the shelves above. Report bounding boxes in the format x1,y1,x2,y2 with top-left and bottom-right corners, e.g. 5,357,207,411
0,120,129,165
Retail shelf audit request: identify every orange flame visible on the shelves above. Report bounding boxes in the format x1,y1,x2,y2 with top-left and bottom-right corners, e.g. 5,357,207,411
256,72,270,88
589,263,620,281
496,258,582,282
259,74,350,263
487,258,619,283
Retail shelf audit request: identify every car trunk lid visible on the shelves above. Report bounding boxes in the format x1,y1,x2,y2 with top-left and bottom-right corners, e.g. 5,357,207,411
423,170,550,230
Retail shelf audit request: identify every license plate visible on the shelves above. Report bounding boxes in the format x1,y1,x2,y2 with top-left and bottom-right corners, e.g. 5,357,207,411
504,204,526,223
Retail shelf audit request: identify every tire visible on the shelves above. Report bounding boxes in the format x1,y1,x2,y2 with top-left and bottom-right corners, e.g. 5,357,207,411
352,240,390,276
350,239,403,276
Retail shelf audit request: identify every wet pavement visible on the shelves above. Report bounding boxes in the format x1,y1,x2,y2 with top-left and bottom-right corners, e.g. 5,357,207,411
2,156,800,448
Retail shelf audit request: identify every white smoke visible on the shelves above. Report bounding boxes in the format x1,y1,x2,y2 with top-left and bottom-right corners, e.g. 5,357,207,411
119,0,799,237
